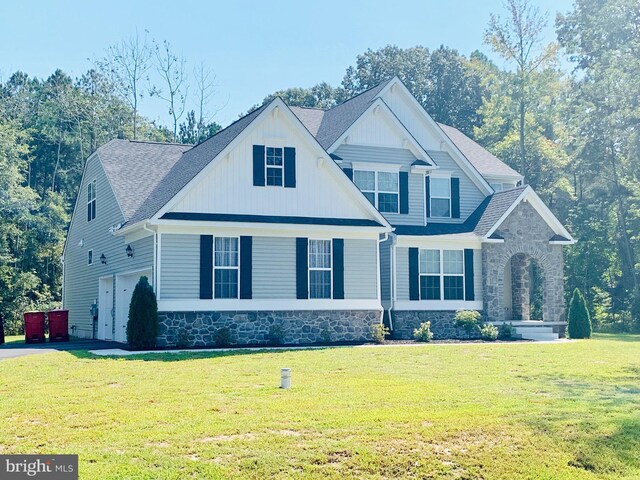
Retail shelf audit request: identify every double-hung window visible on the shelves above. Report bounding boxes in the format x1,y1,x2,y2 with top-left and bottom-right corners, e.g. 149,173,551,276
419,249,465,300
87,180,96,222
214,237,239,299
430,178,451,218
353,170,399,213
308,239,332,299
265,147,284,186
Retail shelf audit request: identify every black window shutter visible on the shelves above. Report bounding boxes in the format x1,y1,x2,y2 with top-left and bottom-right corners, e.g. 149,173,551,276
199,235,213,299
399,171,409,214
343,168,353,181
425,176,431,218
333,238,344,299
284,147,296,188
253,145,265,186
409,247,419,301
464,249,474,301
451,177,460,218
296,238,308,299
240,236,252,299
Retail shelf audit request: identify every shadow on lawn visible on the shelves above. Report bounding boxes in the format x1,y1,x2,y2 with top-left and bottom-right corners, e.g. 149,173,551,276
67,346,332,362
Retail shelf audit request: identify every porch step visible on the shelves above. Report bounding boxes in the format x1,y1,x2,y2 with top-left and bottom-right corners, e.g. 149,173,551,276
513,326,559,341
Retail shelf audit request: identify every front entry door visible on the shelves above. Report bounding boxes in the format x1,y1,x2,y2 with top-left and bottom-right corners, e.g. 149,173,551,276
98,277,114,340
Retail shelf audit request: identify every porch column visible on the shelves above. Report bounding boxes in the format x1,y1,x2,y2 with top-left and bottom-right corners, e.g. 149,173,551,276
511,253,530,321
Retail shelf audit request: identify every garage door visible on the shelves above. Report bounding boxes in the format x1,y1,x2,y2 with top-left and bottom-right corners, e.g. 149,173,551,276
98,276,114,340
115,270,152,344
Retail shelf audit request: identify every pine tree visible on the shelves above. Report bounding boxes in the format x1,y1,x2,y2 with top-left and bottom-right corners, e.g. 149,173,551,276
568,288,592,339
126,276,158,349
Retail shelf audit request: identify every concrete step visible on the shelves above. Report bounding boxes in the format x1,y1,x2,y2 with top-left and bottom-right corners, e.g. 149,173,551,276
513,326,559,341
515,326,555,334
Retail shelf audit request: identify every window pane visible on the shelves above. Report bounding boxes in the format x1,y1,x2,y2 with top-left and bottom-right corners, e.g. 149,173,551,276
363,191,375,205
443,250,463,274
266,167,283,186
215,237,238,266
420,275,440,300
431,198,450,217
354,170,375,191
309,240,331,268
378,172,398,192
378,193,398,213
443,276,464,300
431,178,450,197
310,270,331,299
266,147,283,166
420,249,440,274
214,269,238,299
491,183,503,192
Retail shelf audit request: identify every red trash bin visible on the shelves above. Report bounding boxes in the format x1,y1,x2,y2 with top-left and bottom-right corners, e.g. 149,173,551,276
24,312,46,344
48,310,69,342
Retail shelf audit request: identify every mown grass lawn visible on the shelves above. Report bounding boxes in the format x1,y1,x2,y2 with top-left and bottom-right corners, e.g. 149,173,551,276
0,335,639,479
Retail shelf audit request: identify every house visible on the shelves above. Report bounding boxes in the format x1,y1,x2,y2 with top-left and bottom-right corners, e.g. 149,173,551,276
62,77,575,345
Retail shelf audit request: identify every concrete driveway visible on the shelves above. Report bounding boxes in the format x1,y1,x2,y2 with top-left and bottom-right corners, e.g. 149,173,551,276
0,339,118,360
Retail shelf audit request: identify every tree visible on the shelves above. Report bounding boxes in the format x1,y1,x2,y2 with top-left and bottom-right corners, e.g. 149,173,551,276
126,276,158,349
152,40,189,142
568,288,592,338
178,110,221,145
484,0,558,182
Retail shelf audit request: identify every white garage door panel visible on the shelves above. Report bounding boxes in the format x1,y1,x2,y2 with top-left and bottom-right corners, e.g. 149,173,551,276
98,276,114,340
115,269,152,344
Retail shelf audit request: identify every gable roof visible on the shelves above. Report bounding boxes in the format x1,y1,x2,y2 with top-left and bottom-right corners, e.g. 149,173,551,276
437,124,522,179
289,107,325,137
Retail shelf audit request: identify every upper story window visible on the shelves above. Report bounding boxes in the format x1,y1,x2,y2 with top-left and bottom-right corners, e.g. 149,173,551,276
214,237,239,299
430,177,451,218
266,147,284,186
87,180,96,222
491,183,516,192
353,170,399,214
308,239,332,299
419,249,464,300
87,249,93,266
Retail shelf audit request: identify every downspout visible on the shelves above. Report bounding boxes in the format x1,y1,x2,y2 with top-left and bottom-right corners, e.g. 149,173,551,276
142,223,158,294
377,231,389,325
389,232,397,331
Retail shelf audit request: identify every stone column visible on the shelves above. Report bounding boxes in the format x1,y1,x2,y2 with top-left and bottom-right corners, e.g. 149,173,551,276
511,253,531,321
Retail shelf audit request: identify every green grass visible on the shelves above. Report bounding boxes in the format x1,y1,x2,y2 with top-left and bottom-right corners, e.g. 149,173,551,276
0,335,639,479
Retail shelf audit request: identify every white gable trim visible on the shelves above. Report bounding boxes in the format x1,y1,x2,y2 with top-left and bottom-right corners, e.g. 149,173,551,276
377,77,493,195
151,98,391,230
483,186,576,243
327,97,436,167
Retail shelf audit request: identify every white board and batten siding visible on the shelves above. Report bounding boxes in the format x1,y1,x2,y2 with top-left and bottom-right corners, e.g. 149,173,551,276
334,144,424,226
158,234,378,301
63,154,154,338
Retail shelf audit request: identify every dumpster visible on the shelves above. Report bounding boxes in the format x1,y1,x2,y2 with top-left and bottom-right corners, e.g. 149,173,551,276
24,312,46,343
48,310,69,342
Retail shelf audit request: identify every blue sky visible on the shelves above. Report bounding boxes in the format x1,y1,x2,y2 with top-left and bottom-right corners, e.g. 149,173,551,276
0,0,573,127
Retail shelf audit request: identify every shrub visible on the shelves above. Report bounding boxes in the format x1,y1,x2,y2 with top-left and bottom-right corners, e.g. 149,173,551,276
371,324,390,344
176,328,190,349
413,321,433,342
480,323,499,341
498,322,513,340
126,276,158,350
268,324,285,345
214,327,232,346
454,310,482,334
568,288,592,339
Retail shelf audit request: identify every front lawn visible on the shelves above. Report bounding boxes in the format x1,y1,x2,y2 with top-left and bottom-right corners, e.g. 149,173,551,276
0,335,638,479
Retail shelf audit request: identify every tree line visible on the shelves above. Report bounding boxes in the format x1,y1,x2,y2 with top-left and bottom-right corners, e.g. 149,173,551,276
1,0,638,333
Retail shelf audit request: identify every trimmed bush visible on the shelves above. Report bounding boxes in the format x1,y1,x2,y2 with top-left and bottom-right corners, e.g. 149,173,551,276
568,288,592,339
268,324,285,345
126,276,159,350
413,321,433,342
214,327,232,346
454,310,482,334
498,322,513,340
480,323,499,341
371,324,390,344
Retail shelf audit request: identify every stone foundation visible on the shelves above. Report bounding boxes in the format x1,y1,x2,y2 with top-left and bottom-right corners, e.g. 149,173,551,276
391,311,481,340
157,310,381,347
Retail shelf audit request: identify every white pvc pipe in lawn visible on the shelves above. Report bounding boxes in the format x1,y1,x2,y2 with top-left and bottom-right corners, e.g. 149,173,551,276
280,368,291,389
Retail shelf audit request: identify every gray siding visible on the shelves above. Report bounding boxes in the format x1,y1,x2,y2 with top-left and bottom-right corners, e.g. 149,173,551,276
63,153,154,338
253,237,297,299
380,238,392,307
160,234,199,299
344,239,378,299
426,151,485,223
334,144,424,226
396,246,409,301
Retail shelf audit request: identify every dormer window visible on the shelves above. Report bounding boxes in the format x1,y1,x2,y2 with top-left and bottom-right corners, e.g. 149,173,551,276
353,170,399,214
266,147,284,186
430,177,451,218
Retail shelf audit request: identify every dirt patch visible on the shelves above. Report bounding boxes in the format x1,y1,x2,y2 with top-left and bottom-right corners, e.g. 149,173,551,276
199,433,256,442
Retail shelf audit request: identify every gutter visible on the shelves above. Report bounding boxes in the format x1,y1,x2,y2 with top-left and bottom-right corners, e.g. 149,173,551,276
142,223,158,294
388,232,397,331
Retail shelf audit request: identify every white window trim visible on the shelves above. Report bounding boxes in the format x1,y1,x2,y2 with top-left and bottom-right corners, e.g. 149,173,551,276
419,249,465,301
213,236,240,299
354,169,400,214
87,179,97,222
308,239,332,299
87,249,93,266
429,176,452,219
265,146,284,187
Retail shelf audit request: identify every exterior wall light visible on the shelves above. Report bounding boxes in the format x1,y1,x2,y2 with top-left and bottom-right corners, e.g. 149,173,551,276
100,254,107,265
126,245,134,258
